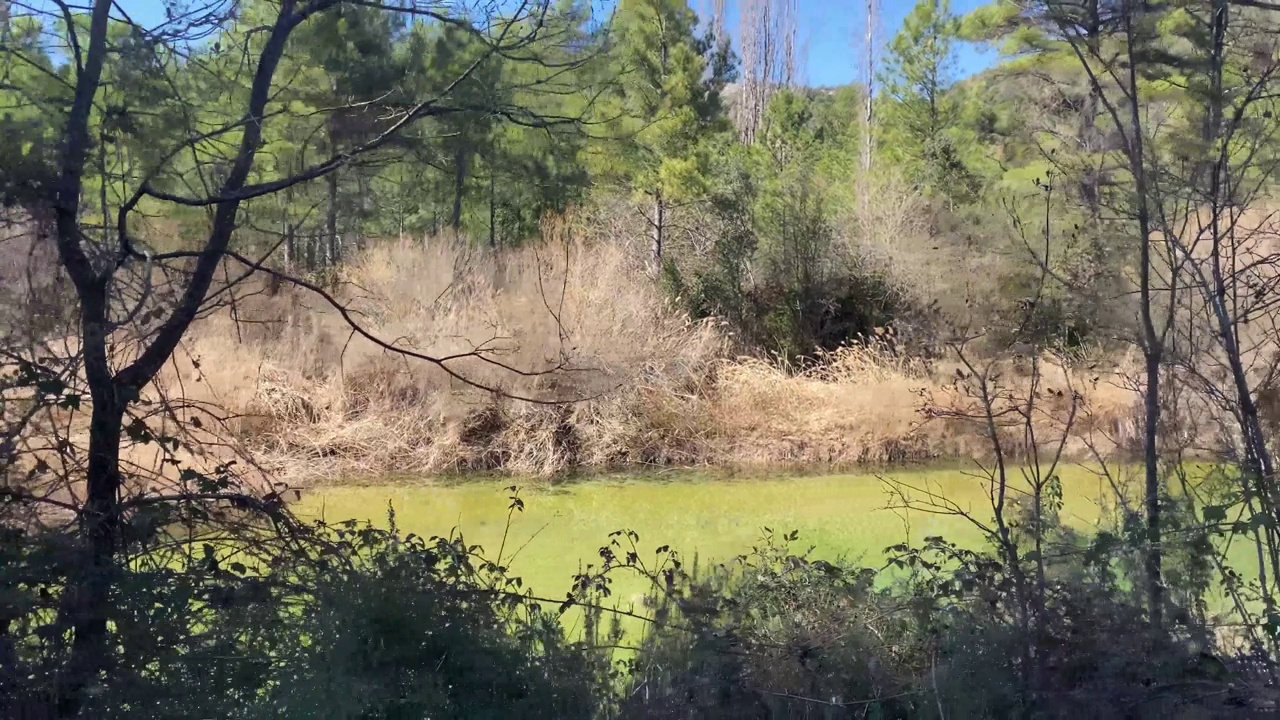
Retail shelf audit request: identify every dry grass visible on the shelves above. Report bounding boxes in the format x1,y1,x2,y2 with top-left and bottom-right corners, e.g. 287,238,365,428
153,235,1158,485
0,209,1166,489
175,237,721,482
708,347,941,466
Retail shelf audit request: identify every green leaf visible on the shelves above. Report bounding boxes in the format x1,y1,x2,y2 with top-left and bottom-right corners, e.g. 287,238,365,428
1202,504,1229,523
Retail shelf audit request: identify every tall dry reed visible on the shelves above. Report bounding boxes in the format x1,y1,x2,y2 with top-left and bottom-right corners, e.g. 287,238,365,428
165,238,1149,483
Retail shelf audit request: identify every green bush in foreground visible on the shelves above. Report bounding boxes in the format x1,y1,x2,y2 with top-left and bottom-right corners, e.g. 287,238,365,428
616,519,1264,719
0,507,1269,719
0,518,607,719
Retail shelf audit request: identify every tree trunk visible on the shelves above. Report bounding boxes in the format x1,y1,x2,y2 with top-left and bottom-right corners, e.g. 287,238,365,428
284,221,295,272
862,0,875,174
305,232,317,270
326,170,339,268
54,300,124,717
283,165,296,270
1203,0,1227,150
1078,88,1101,214
488,154,497,249
1127,60,1164,634
1142,343,1163,629
452,146,467,237
1078,0,1102,217
651,193,665,273
56,399,123,718
1205,281,1280,575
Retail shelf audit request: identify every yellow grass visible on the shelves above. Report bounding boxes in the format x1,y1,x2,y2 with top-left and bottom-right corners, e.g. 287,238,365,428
10,196,1280,495
157,237,1152,484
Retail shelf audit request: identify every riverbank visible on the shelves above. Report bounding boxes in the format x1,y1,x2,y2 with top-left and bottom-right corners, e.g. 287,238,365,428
166,240,1150,487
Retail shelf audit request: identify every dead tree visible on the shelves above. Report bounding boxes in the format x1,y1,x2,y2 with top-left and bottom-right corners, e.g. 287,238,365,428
735,0,798,143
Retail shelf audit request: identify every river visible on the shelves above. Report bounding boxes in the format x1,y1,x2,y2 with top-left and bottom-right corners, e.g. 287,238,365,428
295,466,1137,622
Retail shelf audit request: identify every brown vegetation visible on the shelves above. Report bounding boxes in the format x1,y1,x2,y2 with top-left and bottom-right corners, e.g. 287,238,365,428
157,236,1156,484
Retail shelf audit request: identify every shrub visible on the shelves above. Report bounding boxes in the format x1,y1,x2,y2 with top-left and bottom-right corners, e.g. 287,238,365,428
620,532,929,719
251,522,603,720
0,500,1266,719
619,521,1259,720
661,147,906,360
0,517,607,720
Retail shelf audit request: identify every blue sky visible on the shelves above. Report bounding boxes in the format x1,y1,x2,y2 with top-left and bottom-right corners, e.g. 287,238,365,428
793,0,997,87
111,0,998,87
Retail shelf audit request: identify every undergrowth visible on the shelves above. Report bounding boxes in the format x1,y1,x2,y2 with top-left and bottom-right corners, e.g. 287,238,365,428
163,238,1153,484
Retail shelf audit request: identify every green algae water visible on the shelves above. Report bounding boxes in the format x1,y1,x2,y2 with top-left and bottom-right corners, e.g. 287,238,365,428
295,467,1142,626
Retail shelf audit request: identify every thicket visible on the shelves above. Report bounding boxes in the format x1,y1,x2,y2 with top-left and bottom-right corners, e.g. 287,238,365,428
7,0,1280,717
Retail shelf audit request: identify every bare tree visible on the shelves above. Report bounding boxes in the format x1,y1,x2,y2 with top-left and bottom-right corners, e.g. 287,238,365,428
735,0,797,143
1029,0,1280,632
0,0,602,714
861,0,878,175
887,335,1082,708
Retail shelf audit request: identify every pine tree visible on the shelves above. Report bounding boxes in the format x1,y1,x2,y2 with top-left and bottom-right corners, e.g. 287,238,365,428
594,0,733,269
879,0,973,199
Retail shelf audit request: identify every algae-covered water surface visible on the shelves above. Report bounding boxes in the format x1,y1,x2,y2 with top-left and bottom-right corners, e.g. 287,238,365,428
295,467,1137,620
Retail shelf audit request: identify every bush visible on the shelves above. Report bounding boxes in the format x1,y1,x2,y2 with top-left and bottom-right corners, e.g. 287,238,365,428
619,532,928,719
251,523,603,720
0,501,1267,719
618,522,1259,720
662,134,907,361
0,517,607,719
890,534,1222,719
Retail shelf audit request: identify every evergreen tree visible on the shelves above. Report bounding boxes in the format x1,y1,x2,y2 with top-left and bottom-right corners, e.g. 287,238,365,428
879,0,975,201
0,14,64,209
593,0,734,268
